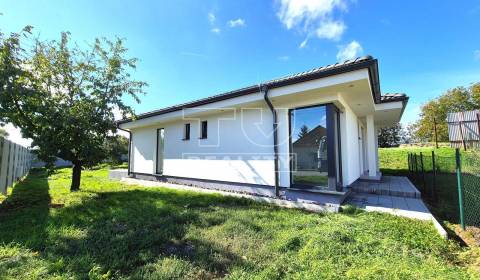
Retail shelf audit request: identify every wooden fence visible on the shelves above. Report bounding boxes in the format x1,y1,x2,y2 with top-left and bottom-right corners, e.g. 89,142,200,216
0,136,33,194
447,110,480,150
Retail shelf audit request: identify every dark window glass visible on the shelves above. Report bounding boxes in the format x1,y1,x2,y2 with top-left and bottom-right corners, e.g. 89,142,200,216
201,121,208,139
291,106,328,188
184,123,190,140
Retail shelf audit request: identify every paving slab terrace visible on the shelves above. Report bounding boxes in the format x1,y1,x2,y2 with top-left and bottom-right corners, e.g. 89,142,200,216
350,176,421,198
345,176,447,238
345,192,432,220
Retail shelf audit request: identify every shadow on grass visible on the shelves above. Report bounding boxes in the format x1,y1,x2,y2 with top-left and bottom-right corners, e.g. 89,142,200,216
0,169,51,250
0,169,247,278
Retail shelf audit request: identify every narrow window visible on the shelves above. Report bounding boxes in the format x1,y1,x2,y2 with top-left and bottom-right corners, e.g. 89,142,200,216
200,121,208,139
184,123,190,140
156,128,164,174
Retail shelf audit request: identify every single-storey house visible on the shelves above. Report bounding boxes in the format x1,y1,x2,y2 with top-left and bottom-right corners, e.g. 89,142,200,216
118,56,408,198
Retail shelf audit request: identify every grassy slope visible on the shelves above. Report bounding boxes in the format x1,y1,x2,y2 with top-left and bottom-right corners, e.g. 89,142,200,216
0,168,477,279
379,147,457,175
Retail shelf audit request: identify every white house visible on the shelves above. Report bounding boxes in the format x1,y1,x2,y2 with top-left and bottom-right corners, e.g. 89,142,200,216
118,56,408,198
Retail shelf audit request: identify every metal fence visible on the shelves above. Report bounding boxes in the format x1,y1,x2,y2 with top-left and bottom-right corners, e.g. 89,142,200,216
407,149,480,229
0,136,33,195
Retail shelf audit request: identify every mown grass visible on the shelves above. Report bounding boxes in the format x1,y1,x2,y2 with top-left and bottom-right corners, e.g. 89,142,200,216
379,146,480,275
0,167,478,279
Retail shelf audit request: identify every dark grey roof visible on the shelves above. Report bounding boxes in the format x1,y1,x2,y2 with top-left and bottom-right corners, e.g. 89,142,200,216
266,55,373,85
119,55,403,125
380,93,408,103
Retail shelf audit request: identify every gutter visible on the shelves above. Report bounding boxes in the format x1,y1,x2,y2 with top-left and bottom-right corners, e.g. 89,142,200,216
261,84,280,197
116,127,132,177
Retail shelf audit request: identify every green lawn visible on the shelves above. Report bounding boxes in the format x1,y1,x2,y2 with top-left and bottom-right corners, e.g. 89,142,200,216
379,146,458,175
0,167,477,279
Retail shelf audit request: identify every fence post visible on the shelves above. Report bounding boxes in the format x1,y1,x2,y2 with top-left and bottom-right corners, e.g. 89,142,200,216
420,152,426,194
407,153,411,174
431,150,436,200
455,148,465,230
413,153,417,182
409,153,412,177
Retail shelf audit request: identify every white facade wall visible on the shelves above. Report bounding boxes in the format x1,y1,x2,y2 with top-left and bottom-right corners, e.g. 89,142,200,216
129,100,365,188
340,103,361,185
123,67,403,188
131,107,276,186
130,127,156,174
276,108,291,188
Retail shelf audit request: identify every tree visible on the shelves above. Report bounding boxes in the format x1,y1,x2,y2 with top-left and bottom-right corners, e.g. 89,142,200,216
0,27,146,191
413,85,479,142
378,123,403,148
298,125,309,138
104,135,129,164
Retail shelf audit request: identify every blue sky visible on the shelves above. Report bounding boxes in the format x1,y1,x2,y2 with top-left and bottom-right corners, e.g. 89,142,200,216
1,0,480,132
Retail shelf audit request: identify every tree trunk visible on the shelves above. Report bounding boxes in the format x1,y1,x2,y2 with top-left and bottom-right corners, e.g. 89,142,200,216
71,162,82,192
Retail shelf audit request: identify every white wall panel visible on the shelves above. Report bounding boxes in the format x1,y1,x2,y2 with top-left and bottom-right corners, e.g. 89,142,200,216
130,127,156,174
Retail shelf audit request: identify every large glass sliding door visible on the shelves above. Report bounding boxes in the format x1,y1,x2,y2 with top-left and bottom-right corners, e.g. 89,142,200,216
290,104,341,191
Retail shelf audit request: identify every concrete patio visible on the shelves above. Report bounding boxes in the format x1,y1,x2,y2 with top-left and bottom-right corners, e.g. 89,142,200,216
346,175,431,220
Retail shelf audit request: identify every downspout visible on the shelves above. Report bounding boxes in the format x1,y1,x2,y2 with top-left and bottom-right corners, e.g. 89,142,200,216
117,127,132,177
261,84,280,197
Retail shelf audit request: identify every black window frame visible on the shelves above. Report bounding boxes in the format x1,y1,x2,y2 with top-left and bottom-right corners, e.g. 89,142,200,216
200,121,208,139
288,103,343,191
183,123,190,140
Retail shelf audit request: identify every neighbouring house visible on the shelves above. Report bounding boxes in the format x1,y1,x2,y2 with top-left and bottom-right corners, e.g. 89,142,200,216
117,56,408,198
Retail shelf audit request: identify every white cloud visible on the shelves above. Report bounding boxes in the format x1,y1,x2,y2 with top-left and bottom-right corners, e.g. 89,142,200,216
228,18,246,28
276,0,348,42
315,20,345,41
208,12,216,24
208,11,221,34
278,55,290,61
299,38,308,49
336,40,363,61
474,50,480,61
